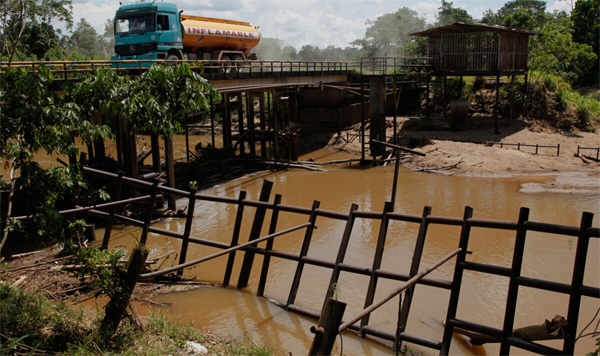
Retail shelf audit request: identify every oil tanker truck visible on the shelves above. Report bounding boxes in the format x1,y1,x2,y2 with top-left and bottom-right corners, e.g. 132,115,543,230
112,1,260,66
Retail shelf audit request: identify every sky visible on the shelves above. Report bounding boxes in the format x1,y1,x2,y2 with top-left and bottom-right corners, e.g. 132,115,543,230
74,0,572,49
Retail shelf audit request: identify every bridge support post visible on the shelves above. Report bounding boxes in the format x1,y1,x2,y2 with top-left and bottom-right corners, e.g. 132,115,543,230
369,76,386,159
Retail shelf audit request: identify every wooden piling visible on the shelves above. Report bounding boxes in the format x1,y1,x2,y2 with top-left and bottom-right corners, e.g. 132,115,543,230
441,206,474,354
563,211,594,354
257,194,282,297
396,206,431,347
101,246,148,335
101,172,124,250
258,92,267,156
247,92,256,155
164,136,176,210
309,297,346,356
500,207,530,355
360,201,392,332
287,200,320,307
223,191,247,286
322,204,359,312
237,93,245,154
177,189,197,277
237,180,273,289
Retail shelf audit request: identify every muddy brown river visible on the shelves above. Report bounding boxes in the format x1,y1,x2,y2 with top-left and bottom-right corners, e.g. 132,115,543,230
6,134,597,355
95,143,599,356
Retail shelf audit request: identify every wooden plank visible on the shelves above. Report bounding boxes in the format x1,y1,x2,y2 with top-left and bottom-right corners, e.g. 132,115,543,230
257,194,282,297
177,189,198,276
360,201,392,331
286,200,320,306
441,206,474,355
223,190,247,285
237,180,273,289
396,206,432,348
322,204,359,312
500,207,530,355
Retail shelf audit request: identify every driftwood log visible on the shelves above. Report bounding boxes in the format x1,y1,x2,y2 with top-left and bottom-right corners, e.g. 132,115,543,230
451,315,569,345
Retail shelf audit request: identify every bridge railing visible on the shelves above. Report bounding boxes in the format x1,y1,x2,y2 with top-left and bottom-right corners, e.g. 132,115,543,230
360,57,432,76
1,59,359,81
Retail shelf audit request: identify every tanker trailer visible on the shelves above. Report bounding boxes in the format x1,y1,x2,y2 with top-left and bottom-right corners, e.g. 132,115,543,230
112,1,260,66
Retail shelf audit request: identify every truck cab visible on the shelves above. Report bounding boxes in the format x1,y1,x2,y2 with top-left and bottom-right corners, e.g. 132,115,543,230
112,1,183,66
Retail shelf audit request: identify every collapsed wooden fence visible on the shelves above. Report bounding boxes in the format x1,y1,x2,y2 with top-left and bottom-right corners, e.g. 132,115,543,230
35,166,600,355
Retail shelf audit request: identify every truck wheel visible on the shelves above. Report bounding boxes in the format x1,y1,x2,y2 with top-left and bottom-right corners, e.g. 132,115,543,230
231,54,245,72
167,54,179,65
220,54,233,74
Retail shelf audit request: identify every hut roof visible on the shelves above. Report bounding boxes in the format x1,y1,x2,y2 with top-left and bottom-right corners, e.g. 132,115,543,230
410,22,539,37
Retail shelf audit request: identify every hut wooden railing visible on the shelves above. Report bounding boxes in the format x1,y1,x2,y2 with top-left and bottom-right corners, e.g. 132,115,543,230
21,166,598,355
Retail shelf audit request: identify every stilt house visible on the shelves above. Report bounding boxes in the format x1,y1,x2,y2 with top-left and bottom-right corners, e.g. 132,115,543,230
411,22,538,75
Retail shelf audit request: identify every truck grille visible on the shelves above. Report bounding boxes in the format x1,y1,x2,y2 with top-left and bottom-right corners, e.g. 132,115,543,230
115,43,157,56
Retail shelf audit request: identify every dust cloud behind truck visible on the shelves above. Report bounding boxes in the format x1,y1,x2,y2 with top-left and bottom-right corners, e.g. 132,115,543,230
112,1,260,65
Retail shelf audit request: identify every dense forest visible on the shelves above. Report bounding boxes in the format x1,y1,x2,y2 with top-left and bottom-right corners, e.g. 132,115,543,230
1,0,598,86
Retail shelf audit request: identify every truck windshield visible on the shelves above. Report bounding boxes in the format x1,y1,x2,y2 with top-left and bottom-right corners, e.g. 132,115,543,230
115,15,155,34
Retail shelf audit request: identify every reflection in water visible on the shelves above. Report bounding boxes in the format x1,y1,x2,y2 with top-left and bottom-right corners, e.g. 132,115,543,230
99,148,599,356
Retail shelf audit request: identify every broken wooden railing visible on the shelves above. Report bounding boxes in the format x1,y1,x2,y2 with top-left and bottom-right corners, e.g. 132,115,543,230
55,166,600,355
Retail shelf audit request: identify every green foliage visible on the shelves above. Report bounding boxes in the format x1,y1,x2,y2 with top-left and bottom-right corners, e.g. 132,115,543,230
71,247,126,300
127,62,220,137
571,0,599,86
529,12,597,84
0,0,73,62
435,0,473,27
0,282,87,354
482,0,547,29
354,7,426,58
1,283,279,356
1,64,113,248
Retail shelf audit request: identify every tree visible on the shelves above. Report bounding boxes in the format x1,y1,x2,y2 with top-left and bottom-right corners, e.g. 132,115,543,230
352,7,426,57
0,65,112,254
529,11,597,83
482,0,546,29
253,37,283,60
571,0,599,85
69,18,101,59
282,45,297,61
435,0,473,27
101,17,115,58
0,0,73,62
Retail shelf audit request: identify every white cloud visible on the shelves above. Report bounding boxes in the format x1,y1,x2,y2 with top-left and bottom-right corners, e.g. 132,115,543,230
72,0,119,34
547,0,573,13
411,1,439,23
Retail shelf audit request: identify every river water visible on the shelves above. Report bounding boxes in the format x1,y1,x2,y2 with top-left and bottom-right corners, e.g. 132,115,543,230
97,144,600,356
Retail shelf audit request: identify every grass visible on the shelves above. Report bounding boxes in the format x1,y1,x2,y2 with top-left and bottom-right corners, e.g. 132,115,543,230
0,282,279,355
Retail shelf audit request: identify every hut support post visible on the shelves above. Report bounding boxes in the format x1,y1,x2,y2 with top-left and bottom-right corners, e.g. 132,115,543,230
495,73,500,134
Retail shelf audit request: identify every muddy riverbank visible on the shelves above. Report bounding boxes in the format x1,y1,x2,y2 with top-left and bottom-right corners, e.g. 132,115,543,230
319,116,600,194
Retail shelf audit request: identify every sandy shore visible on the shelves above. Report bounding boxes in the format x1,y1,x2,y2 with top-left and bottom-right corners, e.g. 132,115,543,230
323,116,600,194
